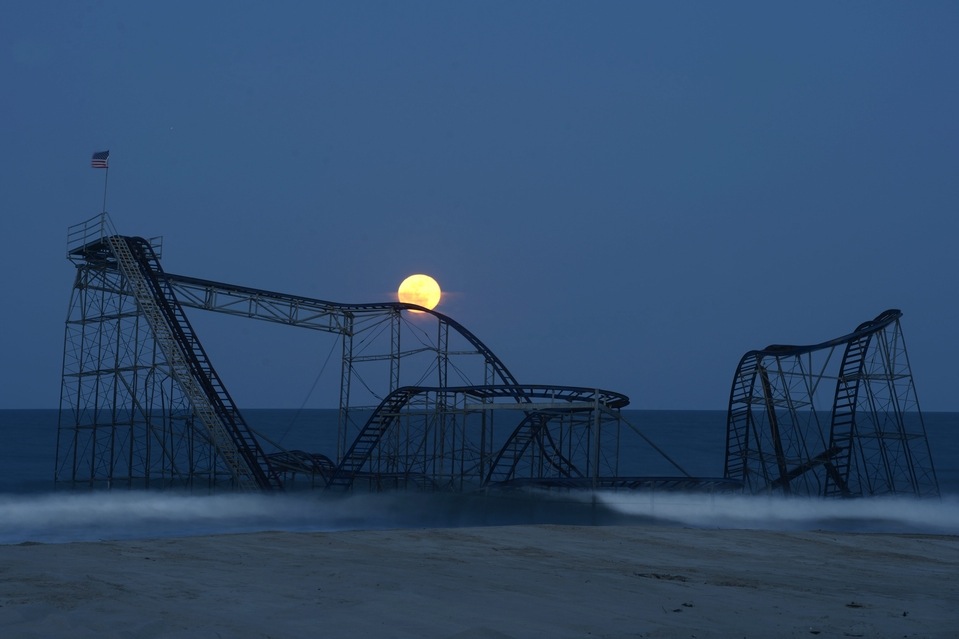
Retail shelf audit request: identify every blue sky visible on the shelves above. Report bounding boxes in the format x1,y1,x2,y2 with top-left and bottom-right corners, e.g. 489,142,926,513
3,2,958,409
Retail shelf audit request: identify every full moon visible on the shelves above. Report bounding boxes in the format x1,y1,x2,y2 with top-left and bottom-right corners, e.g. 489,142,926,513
397,274,442,311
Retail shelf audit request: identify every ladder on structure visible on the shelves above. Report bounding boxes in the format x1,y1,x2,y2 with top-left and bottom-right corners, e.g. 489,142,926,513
824,334,871,497
327,387,419,490
724,353,759,487
107,235,282,491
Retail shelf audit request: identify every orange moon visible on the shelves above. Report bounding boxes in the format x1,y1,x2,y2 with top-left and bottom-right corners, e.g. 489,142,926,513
397,274,442,311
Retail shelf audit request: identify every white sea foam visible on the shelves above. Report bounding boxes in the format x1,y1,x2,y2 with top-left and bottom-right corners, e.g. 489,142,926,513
593,490,959,534
1,489,956,545
0,490,588,544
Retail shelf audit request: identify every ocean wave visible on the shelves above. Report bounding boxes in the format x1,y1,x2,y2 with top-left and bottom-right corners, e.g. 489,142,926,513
593,490,959,534
1,489,956,545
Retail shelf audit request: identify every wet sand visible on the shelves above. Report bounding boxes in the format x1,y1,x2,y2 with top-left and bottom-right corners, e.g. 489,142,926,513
1,525,956,638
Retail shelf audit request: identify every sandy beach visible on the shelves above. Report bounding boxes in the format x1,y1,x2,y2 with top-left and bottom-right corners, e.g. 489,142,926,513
0,525,956,638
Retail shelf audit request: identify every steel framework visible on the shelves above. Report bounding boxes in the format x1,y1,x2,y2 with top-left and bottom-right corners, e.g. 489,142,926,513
725,310,939,497
58,214,704,492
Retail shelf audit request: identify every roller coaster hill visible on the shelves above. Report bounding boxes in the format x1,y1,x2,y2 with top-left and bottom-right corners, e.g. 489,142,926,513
57,214,939,498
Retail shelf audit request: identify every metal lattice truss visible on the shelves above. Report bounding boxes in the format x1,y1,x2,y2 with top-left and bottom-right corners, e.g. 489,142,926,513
725,310,939,497
58,251,226,489
59,214,700,492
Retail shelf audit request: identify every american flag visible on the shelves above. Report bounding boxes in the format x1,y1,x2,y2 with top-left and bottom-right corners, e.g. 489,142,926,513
91,150,109,169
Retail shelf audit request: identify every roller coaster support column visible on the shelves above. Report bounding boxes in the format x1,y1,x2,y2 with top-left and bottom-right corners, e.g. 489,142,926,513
592,391,601,489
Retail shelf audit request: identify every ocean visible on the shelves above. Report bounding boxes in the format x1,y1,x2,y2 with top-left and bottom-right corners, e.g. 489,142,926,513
1,409,956,544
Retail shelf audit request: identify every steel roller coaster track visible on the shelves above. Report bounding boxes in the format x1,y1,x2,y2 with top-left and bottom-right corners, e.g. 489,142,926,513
57,214,938,497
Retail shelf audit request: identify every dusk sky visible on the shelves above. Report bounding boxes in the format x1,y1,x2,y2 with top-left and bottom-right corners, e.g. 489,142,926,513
3,2,958,410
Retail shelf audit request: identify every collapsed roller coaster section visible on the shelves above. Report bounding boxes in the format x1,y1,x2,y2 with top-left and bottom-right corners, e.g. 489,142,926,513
58,214,717,493
725,309,939,497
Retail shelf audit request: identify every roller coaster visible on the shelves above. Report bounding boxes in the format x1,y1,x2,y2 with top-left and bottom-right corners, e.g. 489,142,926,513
57,214,938,497
57,214,708,493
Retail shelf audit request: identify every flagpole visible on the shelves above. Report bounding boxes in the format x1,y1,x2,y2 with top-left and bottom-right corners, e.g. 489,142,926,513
102,165,109,214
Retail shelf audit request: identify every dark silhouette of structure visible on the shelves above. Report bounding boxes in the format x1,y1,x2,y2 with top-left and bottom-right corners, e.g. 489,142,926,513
58,214,938,498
